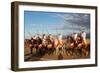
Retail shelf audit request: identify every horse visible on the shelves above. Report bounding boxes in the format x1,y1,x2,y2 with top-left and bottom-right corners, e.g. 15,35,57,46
74,35,90,56
64,36,76,56
53,34,65,55
29,36,44,54
44,35,55,54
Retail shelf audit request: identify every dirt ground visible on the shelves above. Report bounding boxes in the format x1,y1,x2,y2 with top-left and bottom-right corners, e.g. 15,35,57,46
24,47,90,62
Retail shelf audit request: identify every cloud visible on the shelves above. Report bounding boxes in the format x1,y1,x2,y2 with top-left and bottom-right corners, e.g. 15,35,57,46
55,13,90,32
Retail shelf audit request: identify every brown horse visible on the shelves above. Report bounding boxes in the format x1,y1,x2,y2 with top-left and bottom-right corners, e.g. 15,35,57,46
29,37,43,54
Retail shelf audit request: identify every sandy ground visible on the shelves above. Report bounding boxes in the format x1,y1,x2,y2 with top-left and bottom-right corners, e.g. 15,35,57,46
24,47,90,62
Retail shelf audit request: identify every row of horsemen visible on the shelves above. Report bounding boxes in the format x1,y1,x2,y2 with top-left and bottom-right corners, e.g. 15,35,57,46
28,31,90,56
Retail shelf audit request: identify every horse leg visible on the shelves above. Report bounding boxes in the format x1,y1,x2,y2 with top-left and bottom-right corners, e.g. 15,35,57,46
79,48,82,57
56,47,59,55
63,45,66,54
36,46,39,54
61,46,64,54
30,46,33,54
82,48,89,56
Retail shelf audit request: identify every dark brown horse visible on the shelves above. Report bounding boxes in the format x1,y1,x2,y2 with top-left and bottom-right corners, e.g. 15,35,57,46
29,37,43,54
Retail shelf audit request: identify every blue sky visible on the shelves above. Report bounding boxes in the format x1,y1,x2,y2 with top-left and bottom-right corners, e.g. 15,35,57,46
24,11,90,39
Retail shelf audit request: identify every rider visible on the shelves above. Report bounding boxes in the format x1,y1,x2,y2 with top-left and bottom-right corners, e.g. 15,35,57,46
57,32,63,45
80,31,87,44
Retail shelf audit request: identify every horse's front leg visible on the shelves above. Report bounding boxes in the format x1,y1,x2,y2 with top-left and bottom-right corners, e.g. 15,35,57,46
29,43,33,54
55,47,59,55
61,45,65,54
30,45,33,54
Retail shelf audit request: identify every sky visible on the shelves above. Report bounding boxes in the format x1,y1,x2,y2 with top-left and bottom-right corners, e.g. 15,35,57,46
24,11,90,39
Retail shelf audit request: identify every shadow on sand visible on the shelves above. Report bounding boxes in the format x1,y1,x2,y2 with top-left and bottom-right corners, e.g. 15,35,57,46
24,52,45,61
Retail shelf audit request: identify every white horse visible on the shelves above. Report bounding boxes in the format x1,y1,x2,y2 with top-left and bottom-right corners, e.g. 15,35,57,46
81,31,87,44
54,33,65,55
